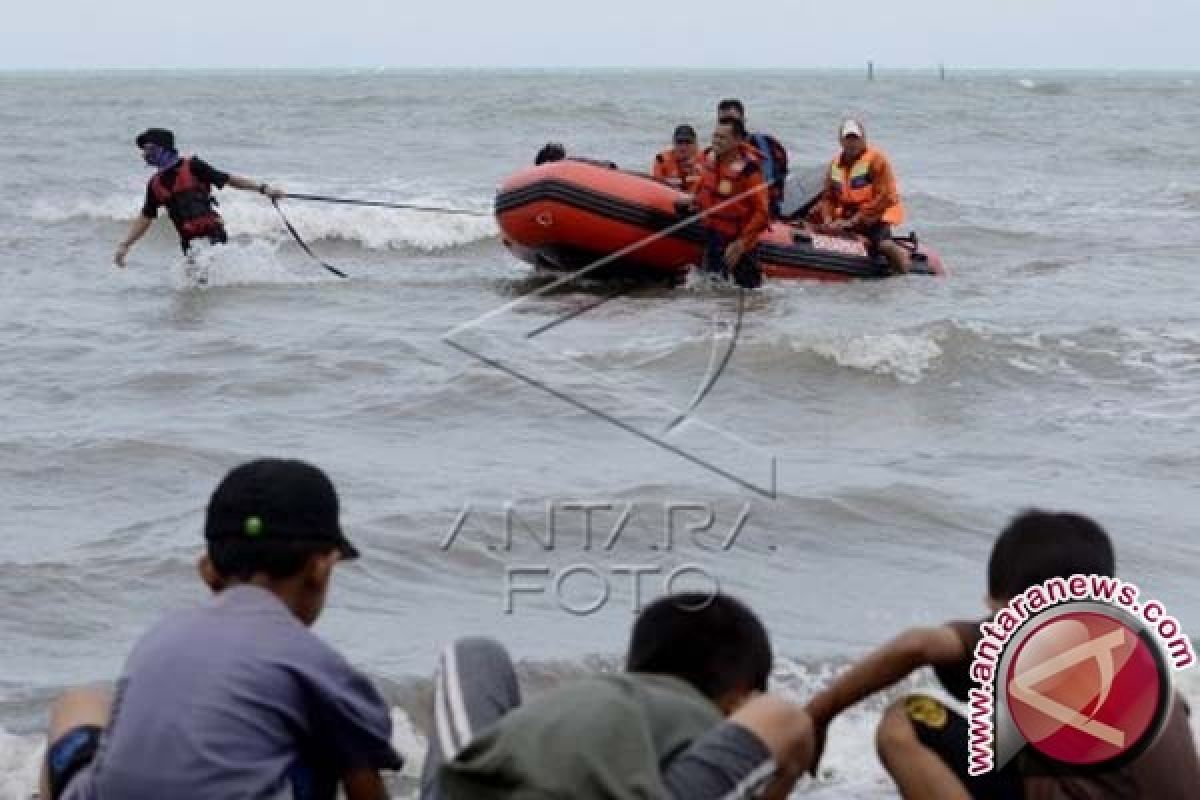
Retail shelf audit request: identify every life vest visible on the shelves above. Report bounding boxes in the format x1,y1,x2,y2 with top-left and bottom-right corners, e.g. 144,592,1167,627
653,147,702,192
149,158,224,242
694,150,764,239
827,147,904,225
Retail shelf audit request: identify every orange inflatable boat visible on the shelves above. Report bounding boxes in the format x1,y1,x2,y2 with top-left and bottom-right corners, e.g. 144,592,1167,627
495,160,946,283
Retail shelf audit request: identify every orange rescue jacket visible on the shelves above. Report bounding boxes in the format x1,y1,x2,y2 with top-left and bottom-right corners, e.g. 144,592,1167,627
694,149,770,249
814,146,905,226
653,146,703,192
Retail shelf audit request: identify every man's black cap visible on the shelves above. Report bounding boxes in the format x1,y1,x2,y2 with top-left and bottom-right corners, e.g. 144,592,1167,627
673,124,697,143
205,459,360,560
135,128,175,151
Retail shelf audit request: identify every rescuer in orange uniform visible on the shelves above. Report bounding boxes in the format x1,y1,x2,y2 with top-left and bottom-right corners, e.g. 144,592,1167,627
652,125,703,192
808,119,910,274
679,118,770,288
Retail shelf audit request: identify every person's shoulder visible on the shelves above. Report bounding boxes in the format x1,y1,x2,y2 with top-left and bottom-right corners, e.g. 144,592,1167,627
271,614,352,667
122,602,222,665
755,131,786,148
894,622,973,665
208,588,339,662
187,156,228,179
941,619,981,648
528,675,645,719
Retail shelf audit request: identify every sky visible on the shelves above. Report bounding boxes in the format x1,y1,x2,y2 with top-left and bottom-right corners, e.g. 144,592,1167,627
2,0,1196,70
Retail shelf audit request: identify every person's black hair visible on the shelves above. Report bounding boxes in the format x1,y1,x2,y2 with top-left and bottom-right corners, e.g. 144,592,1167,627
208,537,337,581
716,98,745,118
626,593,772,700
717,116,748,139
987,510,1116,600
135,128,175,151
535,142,566,165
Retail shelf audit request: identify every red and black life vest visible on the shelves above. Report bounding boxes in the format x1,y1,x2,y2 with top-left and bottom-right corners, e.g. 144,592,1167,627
149,158,223,242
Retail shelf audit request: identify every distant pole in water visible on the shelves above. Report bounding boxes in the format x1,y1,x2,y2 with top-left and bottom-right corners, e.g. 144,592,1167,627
867,61,875,81
939,63,946,81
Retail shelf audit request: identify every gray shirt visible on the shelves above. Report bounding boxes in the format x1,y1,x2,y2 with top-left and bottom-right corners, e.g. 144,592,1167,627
69,586,402,799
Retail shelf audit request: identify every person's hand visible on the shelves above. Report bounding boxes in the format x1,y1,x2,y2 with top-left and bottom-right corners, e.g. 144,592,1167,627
730,694,816,798
724,239,746,267
265,185,285,200
114,243,130,267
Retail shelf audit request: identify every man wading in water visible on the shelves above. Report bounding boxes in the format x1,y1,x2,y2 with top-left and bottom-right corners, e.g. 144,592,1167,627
114,128,284,274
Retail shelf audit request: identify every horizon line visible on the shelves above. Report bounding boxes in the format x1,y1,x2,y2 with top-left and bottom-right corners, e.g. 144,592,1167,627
1,64,1198,73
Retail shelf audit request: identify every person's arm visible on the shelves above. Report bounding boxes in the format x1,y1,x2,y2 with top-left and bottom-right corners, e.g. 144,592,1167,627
653,153,669,181
302,646,405,793
114,214,153,267
725,170,769,265
192,158,284,199
805,171,836,225
729,695,814,799
658,693,813,800
342,767,390,800
805,625,966,772
738,171,770,249
852,153,899,226
225,173,285,199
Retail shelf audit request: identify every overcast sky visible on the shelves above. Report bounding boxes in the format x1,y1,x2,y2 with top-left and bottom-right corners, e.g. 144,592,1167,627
3,0,1196,70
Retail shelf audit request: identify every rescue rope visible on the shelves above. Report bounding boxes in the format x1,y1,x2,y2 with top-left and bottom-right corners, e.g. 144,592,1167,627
270,199,348,278
282,192,490,217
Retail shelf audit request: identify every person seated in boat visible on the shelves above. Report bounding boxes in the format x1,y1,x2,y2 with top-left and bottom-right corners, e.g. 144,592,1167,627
39,459,404,800
534,142,566,165
716,98,789,218
807,119,910,274
652,124,703,192
677,117,769,288
805,509,1200,800
420,593,817,800
534,141,617,169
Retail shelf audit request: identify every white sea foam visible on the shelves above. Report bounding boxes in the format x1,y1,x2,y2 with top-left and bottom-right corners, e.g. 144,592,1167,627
29,193,497,253
806,332,943,384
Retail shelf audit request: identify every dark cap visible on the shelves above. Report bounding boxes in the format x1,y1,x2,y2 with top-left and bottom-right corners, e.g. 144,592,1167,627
135,128,175,151
205,459,359,560
534,141,567,165
672,124,697,144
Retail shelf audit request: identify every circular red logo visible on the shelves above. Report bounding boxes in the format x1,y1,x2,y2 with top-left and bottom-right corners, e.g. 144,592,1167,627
1005,610,1167,767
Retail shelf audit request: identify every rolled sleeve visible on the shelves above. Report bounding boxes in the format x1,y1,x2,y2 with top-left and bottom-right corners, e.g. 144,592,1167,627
141,185,159,219
305,649,405,774
189,157,230,190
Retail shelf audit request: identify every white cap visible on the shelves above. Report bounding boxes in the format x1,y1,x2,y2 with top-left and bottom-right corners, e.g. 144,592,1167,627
839,119,865,139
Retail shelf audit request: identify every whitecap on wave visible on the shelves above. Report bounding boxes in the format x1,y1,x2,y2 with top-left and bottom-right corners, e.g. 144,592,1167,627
29,192,497,253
